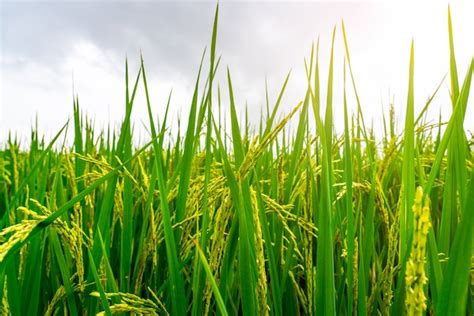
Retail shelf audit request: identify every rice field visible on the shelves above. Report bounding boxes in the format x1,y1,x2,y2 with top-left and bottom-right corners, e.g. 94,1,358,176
0,5,473,316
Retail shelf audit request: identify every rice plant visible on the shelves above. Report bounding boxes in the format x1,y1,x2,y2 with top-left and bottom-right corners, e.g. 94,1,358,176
0,5,473,316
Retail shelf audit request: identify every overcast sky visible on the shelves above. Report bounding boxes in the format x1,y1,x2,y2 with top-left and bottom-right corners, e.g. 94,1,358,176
1,0,473,144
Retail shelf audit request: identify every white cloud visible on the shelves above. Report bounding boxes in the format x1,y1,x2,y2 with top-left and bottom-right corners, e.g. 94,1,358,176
1,1,473,145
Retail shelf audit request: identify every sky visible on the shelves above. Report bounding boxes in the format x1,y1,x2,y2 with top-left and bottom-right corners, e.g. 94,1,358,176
1,0,473,144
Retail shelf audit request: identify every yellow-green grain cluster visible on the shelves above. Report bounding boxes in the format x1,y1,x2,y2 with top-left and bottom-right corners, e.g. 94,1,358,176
405,187,431,316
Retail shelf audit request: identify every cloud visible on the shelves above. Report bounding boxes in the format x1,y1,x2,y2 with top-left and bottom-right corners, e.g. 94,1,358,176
1,1,473,143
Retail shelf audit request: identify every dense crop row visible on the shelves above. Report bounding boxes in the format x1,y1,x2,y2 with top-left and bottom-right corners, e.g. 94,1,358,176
0,6,472,316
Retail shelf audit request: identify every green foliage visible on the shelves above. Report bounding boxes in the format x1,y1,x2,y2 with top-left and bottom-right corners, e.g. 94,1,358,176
0,5,472,316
